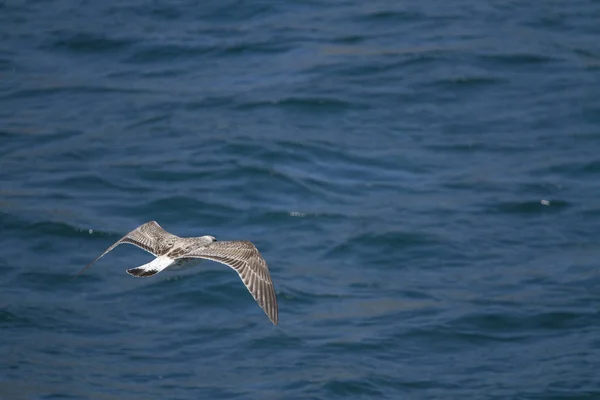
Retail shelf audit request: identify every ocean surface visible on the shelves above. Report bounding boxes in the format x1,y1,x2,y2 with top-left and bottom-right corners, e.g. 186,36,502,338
2,1,600,399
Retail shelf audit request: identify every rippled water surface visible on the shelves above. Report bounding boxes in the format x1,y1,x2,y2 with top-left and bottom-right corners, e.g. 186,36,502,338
2,1,600,399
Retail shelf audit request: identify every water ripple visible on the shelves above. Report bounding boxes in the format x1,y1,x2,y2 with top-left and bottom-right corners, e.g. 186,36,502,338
2,0,600,398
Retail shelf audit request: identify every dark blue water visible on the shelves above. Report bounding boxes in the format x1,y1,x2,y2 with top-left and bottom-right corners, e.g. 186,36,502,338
2,1,600,398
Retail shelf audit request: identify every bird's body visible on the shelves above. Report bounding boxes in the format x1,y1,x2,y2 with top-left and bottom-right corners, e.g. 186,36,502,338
75,221,278,325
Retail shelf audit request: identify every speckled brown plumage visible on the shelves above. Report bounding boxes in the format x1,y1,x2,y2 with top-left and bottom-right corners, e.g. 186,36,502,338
75,221,279,325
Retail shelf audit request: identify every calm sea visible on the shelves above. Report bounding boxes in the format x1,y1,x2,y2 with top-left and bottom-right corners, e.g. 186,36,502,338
2,1,600,399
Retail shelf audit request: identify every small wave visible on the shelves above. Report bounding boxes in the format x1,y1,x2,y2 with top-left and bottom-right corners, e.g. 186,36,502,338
46,31,136,53
479,52,557,65
0,308,33,328
236,96,363,112
490,200,569,215
0,56,18,72
326,230,438,258
447,308,593,338
0,211,89,238
50,173,138,192
322,379,383,397
429,75,504,88
360,8,422,22
144,195,238,214
6,83,147,100
123,43,213,64
218,40,292,56
540,159,600,176
18,270,80,289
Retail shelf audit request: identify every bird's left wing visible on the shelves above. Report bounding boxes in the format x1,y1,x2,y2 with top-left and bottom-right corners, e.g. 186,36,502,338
184,240,278,325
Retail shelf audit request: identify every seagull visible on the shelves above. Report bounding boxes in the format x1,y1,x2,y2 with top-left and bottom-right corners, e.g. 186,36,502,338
74,221,278,325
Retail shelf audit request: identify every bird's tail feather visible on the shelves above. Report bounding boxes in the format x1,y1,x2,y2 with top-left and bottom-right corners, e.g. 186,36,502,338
126,256,173,278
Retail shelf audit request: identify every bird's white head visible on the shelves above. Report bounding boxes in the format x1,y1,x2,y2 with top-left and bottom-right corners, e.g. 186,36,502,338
201,235,217,242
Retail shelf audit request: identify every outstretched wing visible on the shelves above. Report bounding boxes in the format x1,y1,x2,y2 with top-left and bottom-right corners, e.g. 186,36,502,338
184,240,278,325
73,221,176,279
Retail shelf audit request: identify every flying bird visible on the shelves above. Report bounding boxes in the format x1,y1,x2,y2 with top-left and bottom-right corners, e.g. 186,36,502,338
75,221,278,325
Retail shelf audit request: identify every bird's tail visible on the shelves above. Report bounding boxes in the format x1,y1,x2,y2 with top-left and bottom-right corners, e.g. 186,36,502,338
126,256,173,278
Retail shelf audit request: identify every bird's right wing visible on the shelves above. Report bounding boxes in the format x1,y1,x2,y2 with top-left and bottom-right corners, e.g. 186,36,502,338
73,221,176,279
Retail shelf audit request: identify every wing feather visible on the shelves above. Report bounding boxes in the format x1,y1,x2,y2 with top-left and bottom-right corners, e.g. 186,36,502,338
183,240,278,325
73,221,177,279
